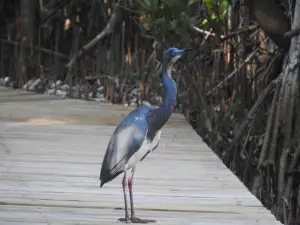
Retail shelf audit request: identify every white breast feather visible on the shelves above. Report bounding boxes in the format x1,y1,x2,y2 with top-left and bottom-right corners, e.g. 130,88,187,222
150,130,161,151
126,138,149,169
126,130,161,169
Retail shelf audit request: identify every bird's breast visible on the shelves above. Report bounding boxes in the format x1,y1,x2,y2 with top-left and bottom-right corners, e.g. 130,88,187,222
125,130,161,168
126,138,149,168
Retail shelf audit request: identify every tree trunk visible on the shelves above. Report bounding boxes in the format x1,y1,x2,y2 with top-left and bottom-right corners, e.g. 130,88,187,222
251,1,300,223
244,0,290,51
17,0,39,88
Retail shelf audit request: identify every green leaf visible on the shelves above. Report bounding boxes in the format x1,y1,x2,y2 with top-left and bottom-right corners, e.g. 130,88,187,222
211,13,217,20
203,0,214,10
221,0,229,9
188,0,197,5
202,18,208,25
136,0,157,11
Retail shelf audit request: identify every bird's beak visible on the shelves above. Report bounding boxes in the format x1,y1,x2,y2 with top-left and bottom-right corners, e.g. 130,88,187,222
176,48,194,56
176,50,185,55
183,48,195,52
172,49,189,62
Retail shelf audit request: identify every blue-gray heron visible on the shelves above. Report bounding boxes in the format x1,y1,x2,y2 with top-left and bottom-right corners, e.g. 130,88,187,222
100,47,187,223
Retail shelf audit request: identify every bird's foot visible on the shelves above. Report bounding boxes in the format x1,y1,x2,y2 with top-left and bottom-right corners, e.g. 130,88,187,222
118,217,156,223
130,217,156,223
118,217,129,223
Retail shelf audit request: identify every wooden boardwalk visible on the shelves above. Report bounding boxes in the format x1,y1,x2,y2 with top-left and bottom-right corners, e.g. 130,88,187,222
0,87,282,224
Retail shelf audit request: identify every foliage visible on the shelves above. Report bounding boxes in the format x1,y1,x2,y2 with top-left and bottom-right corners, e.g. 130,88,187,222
136,0,192,44
201,0,229,25
136,0,229,44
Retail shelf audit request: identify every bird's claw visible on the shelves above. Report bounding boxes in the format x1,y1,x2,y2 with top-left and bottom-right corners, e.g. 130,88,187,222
118,217,129,223
131,217,156,223
118,217,156,223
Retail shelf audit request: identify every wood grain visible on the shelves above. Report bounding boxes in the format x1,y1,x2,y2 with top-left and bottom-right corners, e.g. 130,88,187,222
0,87,282,224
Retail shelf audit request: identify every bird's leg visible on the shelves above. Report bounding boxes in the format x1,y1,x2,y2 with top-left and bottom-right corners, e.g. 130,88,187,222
128,167,156,224
128,167,136,218
118,169,129,223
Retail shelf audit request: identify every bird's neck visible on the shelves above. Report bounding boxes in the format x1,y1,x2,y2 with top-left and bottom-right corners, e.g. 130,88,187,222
160,65,177,112
146,60,177,133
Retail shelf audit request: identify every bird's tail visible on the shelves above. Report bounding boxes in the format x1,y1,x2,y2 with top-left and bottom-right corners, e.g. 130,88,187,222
100,179,105,188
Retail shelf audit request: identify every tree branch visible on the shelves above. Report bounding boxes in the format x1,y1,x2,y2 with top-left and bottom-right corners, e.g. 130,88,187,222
66,0,123,68
284,28,300,38
206,47,259,97
191,26,225,38
40,0,74,25
221,25,259,42
223,79,278,166
0,39,68,59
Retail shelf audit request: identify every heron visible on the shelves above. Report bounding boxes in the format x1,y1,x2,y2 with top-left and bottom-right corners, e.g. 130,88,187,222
100,47,187,223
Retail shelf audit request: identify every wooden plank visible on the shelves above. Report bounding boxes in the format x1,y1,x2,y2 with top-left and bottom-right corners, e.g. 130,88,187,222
0,206,280,225
0,93,282,224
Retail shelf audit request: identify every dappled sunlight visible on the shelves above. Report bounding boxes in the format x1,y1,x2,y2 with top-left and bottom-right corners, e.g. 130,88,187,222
24,118,74,125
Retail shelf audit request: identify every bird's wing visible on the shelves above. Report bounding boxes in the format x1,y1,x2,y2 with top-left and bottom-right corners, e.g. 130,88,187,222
100,106,151,186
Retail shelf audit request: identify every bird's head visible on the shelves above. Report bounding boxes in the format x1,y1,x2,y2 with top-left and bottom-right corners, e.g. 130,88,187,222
163,47,187,76
164,47,185,63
